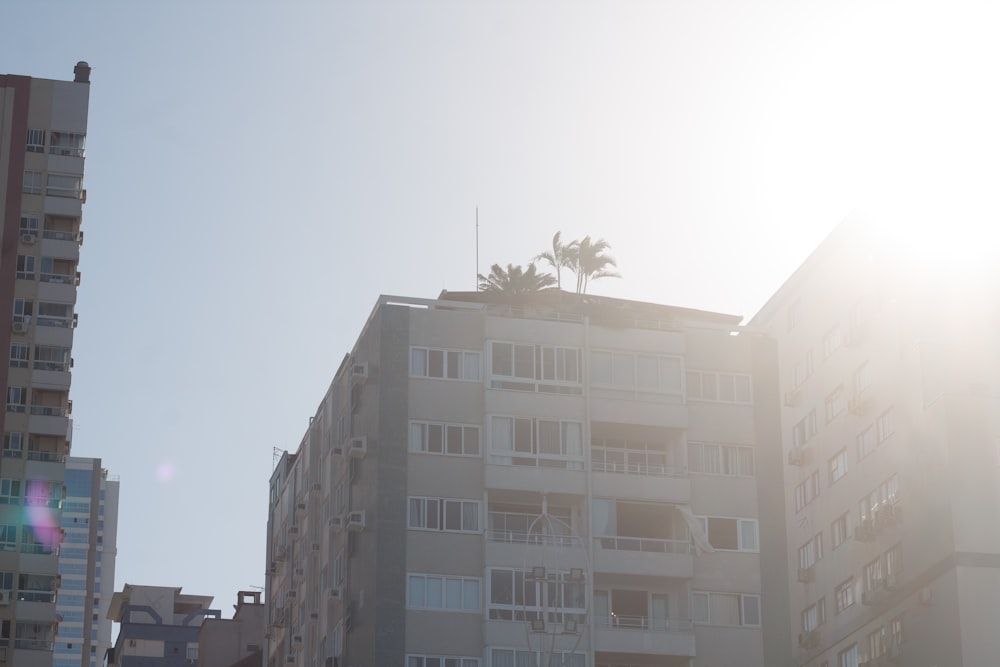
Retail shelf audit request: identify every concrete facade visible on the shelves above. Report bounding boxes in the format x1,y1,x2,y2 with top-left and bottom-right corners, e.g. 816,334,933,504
54,457,119,667
752,217,1000,666
198,591,266,667
265,290,781,667
0,63,90,667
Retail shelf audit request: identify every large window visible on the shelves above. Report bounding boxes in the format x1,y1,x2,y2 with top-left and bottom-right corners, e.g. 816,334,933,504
829,449,848,484
491,649,583,667
9,344,29,369
490,342,581,394
408,655,479,667
591,350,683,398
691,591,760,626
0,480,21,506
801,597,825,632
408,421,480,457
410,347,481,381
835,578,855,613
685,370,752,404
3,433,23,459
17,573,56,603
15,256,35,281
838,644,859,667
45,174,82,199
487,568,585,622
408,497,480,533
688,442,754,477
26,129,45,153
831,512,851,549
697,517,758,552
0,525,15,551
489,416,583,468
798,532,823,569
407,574,480,612
22,171,42,195
6,388,26,413
48,132,86,157
858,474,900,522
33,346,70,372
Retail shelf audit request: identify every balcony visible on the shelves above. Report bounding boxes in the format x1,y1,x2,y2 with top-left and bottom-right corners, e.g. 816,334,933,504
485,463,585,495
37,279,76,304
593,615,695,656
486,510,588,571
593,536,694,578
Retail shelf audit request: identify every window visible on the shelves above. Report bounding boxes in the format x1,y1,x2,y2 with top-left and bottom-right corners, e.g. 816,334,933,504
591,350,683,397
858,474,900,521
410,347,481,381
685,370,752,404
408,421,480,456
19,214,39,234
26,129,45,153
837,644,859,667
22,171,43,195
823,326,841,358
45,174,82,199
825,385,845,422
857,425,876,460
831,512,851,548
868,626,887,659
853,362,871,396
13,299,33,325
407,574,480,612
864,557,883,592
6,388,26,413
885,543,903,577
3,433,22,459
48,132,85,157
490,649,582,667
793,350,814,387
835,577,855,613
792,411,817,448
37,302,73,328
829,449,847,484
15,256,35,281
0,525,15,551
33,346,70,372
488,568,585,622
0,481,20,506
9,344,29,369
17,573,56,603
698,517,758,552
490,342,582,394
690,591,760,626
890,615,903,646
876,408,895,443
408,655,480,667
798,532,824,569
787,300,801,331
801,597,825,632
408,497,480,533
794,470,820,512
25,480,63,508
14,621,54,651
688,442,754,477
489,416,583,468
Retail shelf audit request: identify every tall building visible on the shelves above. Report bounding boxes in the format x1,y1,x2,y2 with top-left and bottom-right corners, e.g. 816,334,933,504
752,218,1000,666
0,63,91,666
55,457,120,667
265,290,782,667
106,585,219,667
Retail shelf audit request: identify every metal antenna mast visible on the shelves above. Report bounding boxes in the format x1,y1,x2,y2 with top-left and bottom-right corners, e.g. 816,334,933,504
475,206,480,291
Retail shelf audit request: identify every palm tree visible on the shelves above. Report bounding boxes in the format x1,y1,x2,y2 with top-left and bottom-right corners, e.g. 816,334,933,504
478,263,556,295
534,232,577,290
572,236,620,294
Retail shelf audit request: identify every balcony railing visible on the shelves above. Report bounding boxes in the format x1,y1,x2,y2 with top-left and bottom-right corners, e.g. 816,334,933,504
30,405,67,417
14,638,53,651
42,230,78,242
26,450,62,463
596,536,692,554
591,461,687,478
39,273,75,285
595,614,693,631
488,512,582,547
37,316,71,329
33,361,70,372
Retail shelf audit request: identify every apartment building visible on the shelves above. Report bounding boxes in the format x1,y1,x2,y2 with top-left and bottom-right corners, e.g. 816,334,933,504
752,218,1000,666
55,457,120,667
0,63,91,667
107,585,218,667
265,289,783,667
198,591,266,667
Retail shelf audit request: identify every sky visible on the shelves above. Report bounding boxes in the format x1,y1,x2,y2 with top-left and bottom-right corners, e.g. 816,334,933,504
2,0,999,619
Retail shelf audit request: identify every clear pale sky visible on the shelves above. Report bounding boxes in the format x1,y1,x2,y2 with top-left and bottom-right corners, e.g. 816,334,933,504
3,1,997,618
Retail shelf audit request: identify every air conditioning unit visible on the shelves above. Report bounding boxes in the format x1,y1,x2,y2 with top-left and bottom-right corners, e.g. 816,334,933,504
332,445,345,458
286,656,296,664
329,515,345,531
310,483,321,494
287,590,298,600
289,526,302,539
798,629,820,649
787,447,811,466
797,566,815,583
296,502,307,517
268,563,277,575
328,587,343,600
347,510,366,531
883,573,899,591
11,321,28,333
349,437,367,458
854,519,875,542
351,363,368,383
311,542,321,552
309,611,320,622
293,567,305,580
292,635,303,646
784,390,801,407
20,233,37,245
0,590,8,605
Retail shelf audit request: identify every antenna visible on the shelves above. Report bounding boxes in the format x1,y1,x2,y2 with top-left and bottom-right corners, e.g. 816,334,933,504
272,447,284,470
475,206,480,291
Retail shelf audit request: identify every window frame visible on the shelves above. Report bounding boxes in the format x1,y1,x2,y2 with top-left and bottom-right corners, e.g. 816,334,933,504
407,496,481,534
410,346,482,382
406,573,481,612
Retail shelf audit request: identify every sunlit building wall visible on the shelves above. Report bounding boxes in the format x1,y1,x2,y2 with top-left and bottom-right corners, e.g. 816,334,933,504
54,457,119,667
265,290,782,667
752,216,1000,666
0,63,90,667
